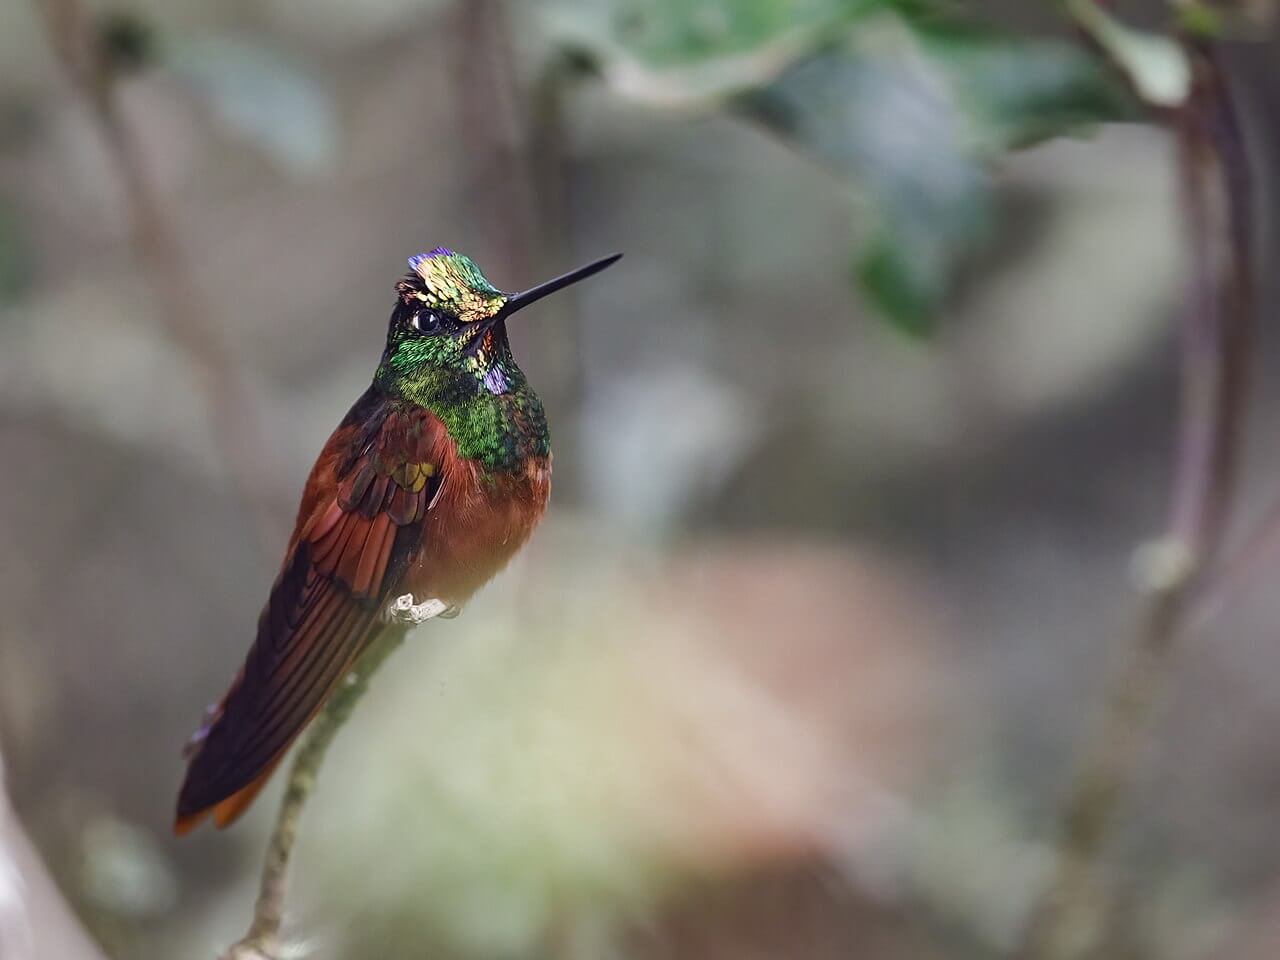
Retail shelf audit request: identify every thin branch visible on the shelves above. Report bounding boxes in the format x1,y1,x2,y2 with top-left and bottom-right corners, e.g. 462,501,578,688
220,622,410,960
1017,565,1191,960
220,595,449,959
1188,489,1280,632
1170,45,1253,566
1017,40,1254,960
34,0,285,553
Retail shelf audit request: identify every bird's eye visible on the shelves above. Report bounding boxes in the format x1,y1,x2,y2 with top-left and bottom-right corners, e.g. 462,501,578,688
410,309,443,333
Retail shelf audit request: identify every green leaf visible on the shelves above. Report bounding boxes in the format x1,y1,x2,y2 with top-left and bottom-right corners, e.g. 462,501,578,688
541,0,1136,332
922,32,1135,150
602,0,876,68
857,232,940,336
743,19,990,332
539,0,888,104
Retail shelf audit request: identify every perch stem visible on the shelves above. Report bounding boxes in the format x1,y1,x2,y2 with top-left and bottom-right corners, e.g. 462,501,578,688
1018,41,1252,960
222,624,409,959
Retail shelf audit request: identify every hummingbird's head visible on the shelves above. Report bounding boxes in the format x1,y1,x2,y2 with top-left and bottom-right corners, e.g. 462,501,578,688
377,247,620,402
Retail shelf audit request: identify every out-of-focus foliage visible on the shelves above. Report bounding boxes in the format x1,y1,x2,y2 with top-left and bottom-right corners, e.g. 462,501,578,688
747,31,991,338
1068,0,1192,107
583,0,864,68
748,23,1133,334
97,12,340,176
0,199,30,304
165,36,338,175
305,542,939,957
79,818,175,920
542,0,1134,333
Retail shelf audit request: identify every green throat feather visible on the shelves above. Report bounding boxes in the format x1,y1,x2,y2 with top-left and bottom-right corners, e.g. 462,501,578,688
373,249,549,472
382,351,549,472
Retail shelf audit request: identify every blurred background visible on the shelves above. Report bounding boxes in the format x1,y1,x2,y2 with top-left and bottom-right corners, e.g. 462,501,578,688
1,0,1279,958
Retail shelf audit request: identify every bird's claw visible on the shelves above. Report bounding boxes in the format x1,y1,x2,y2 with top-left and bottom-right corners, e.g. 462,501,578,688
383,594,455,625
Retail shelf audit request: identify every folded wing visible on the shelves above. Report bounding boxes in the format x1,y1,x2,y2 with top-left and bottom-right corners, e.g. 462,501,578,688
174,396,446,833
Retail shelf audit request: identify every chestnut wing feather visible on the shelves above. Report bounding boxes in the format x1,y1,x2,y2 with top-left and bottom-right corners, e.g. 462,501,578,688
175,397,445,832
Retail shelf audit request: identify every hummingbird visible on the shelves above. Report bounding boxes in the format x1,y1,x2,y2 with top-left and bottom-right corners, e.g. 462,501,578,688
174,247,621,835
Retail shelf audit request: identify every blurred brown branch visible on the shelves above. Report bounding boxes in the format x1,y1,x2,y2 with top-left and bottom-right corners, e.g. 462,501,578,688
33,0,285,554
452,0,536,284
449,0,584,419
1018,36,1255,960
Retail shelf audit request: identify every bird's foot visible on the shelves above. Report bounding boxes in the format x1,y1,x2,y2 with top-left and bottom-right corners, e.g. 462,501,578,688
384,594,456,625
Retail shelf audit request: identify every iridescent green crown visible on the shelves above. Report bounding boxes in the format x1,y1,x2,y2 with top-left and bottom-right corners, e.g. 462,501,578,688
403,247,506,323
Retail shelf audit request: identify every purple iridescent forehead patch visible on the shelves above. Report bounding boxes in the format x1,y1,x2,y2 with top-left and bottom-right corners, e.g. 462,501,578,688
407,247,455,273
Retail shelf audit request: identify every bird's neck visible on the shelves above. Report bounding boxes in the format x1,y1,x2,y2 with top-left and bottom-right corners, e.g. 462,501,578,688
378,372,549,473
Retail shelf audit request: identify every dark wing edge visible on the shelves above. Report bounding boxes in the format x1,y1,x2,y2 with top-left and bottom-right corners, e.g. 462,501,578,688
174,406,444,834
